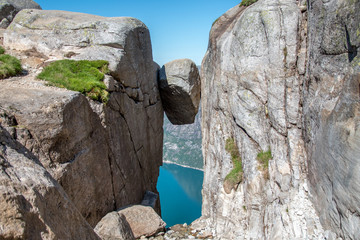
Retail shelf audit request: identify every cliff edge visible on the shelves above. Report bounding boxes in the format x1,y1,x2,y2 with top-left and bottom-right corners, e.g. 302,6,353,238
0,7,163,238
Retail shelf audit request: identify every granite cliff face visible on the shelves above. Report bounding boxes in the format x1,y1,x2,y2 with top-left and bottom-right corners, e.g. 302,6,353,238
0,8,163,237
200,0,359,239
304,0,360,238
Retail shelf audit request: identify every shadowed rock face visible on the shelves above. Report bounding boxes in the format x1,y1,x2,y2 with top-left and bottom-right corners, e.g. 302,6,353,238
0,125,100,240
304,0,360,238
2,9,163,229
159,59,201,125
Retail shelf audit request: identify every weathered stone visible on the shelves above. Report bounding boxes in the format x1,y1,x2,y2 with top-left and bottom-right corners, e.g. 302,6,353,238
159,59,200,125
94,212,135,240
118,205,166,238
304,0,360,239
200,0,324,239
2,9,164,228
0,76,114,227
0,125,100,239
0,0,41,28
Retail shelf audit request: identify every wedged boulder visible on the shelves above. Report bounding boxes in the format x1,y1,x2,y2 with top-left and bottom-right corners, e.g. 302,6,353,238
118,205,166,238
159,59,200,125
94,212,135,240
0,0,41,28
0,125,99,239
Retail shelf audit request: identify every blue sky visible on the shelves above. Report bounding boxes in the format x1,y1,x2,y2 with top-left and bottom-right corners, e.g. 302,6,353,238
35,0,239,66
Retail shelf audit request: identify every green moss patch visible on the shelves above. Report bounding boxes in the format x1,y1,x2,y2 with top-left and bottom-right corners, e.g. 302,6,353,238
0,46,22,79
223,138,243,193
37,59,110,103
257,148,272,179
0,46,5,55
239,0,258,7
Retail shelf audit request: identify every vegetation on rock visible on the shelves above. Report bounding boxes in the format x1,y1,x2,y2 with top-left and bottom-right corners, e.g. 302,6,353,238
38,59,110,103
212,17,220,26
0,46,22,79
224,138,243,192
257,148,272,179
239,0,258,7
0,46,5,55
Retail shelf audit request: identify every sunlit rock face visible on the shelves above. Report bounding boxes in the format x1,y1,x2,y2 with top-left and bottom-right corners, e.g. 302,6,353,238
200,0,359,239
200,0,322,239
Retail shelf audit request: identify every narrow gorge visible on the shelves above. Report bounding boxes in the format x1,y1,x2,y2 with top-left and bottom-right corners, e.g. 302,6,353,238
0,0,359,239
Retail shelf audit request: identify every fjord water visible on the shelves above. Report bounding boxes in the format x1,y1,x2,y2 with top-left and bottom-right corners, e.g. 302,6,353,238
157,163,203,227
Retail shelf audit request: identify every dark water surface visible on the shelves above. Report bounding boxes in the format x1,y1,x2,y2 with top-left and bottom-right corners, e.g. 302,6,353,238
157,163,203,227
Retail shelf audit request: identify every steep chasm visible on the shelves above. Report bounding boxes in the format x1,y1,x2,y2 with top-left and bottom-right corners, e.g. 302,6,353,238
200,0,359,239
0,8,163,231
200,0,323,239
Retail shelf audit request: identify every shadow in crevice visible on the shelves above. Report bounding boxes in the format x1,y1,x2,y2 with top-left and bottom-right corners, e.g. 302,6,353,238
345,25,358,62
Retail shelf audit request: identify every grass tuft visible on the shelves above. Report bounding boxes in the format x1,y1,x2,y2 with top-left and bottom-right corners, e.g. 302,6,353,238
257,148,272,179
239,0,258,7
224,138,243,192
37,59,110,103
0,46,22,79
0,46,5,55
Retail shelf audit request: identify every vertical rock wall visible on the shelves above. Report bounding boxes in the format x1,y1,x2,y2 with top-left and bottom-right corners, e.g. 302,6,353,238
201,0,324,238
304,0,360,239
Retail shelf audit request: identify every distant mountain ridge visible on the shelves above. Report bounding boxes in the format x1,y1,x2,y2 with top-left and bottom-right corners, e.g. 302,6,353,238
163,105,203,170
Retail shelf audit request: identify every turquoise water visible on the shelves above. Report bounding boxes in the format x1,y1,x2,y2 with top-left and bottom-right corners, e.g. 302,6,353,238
157,163,203,227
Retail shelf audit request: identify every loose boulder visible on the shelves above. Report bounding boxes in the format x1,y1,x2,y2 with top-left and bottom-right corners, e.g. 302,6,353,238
94,212,135,240
0,0,41,28
159,59,200,125
118,205,166,238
